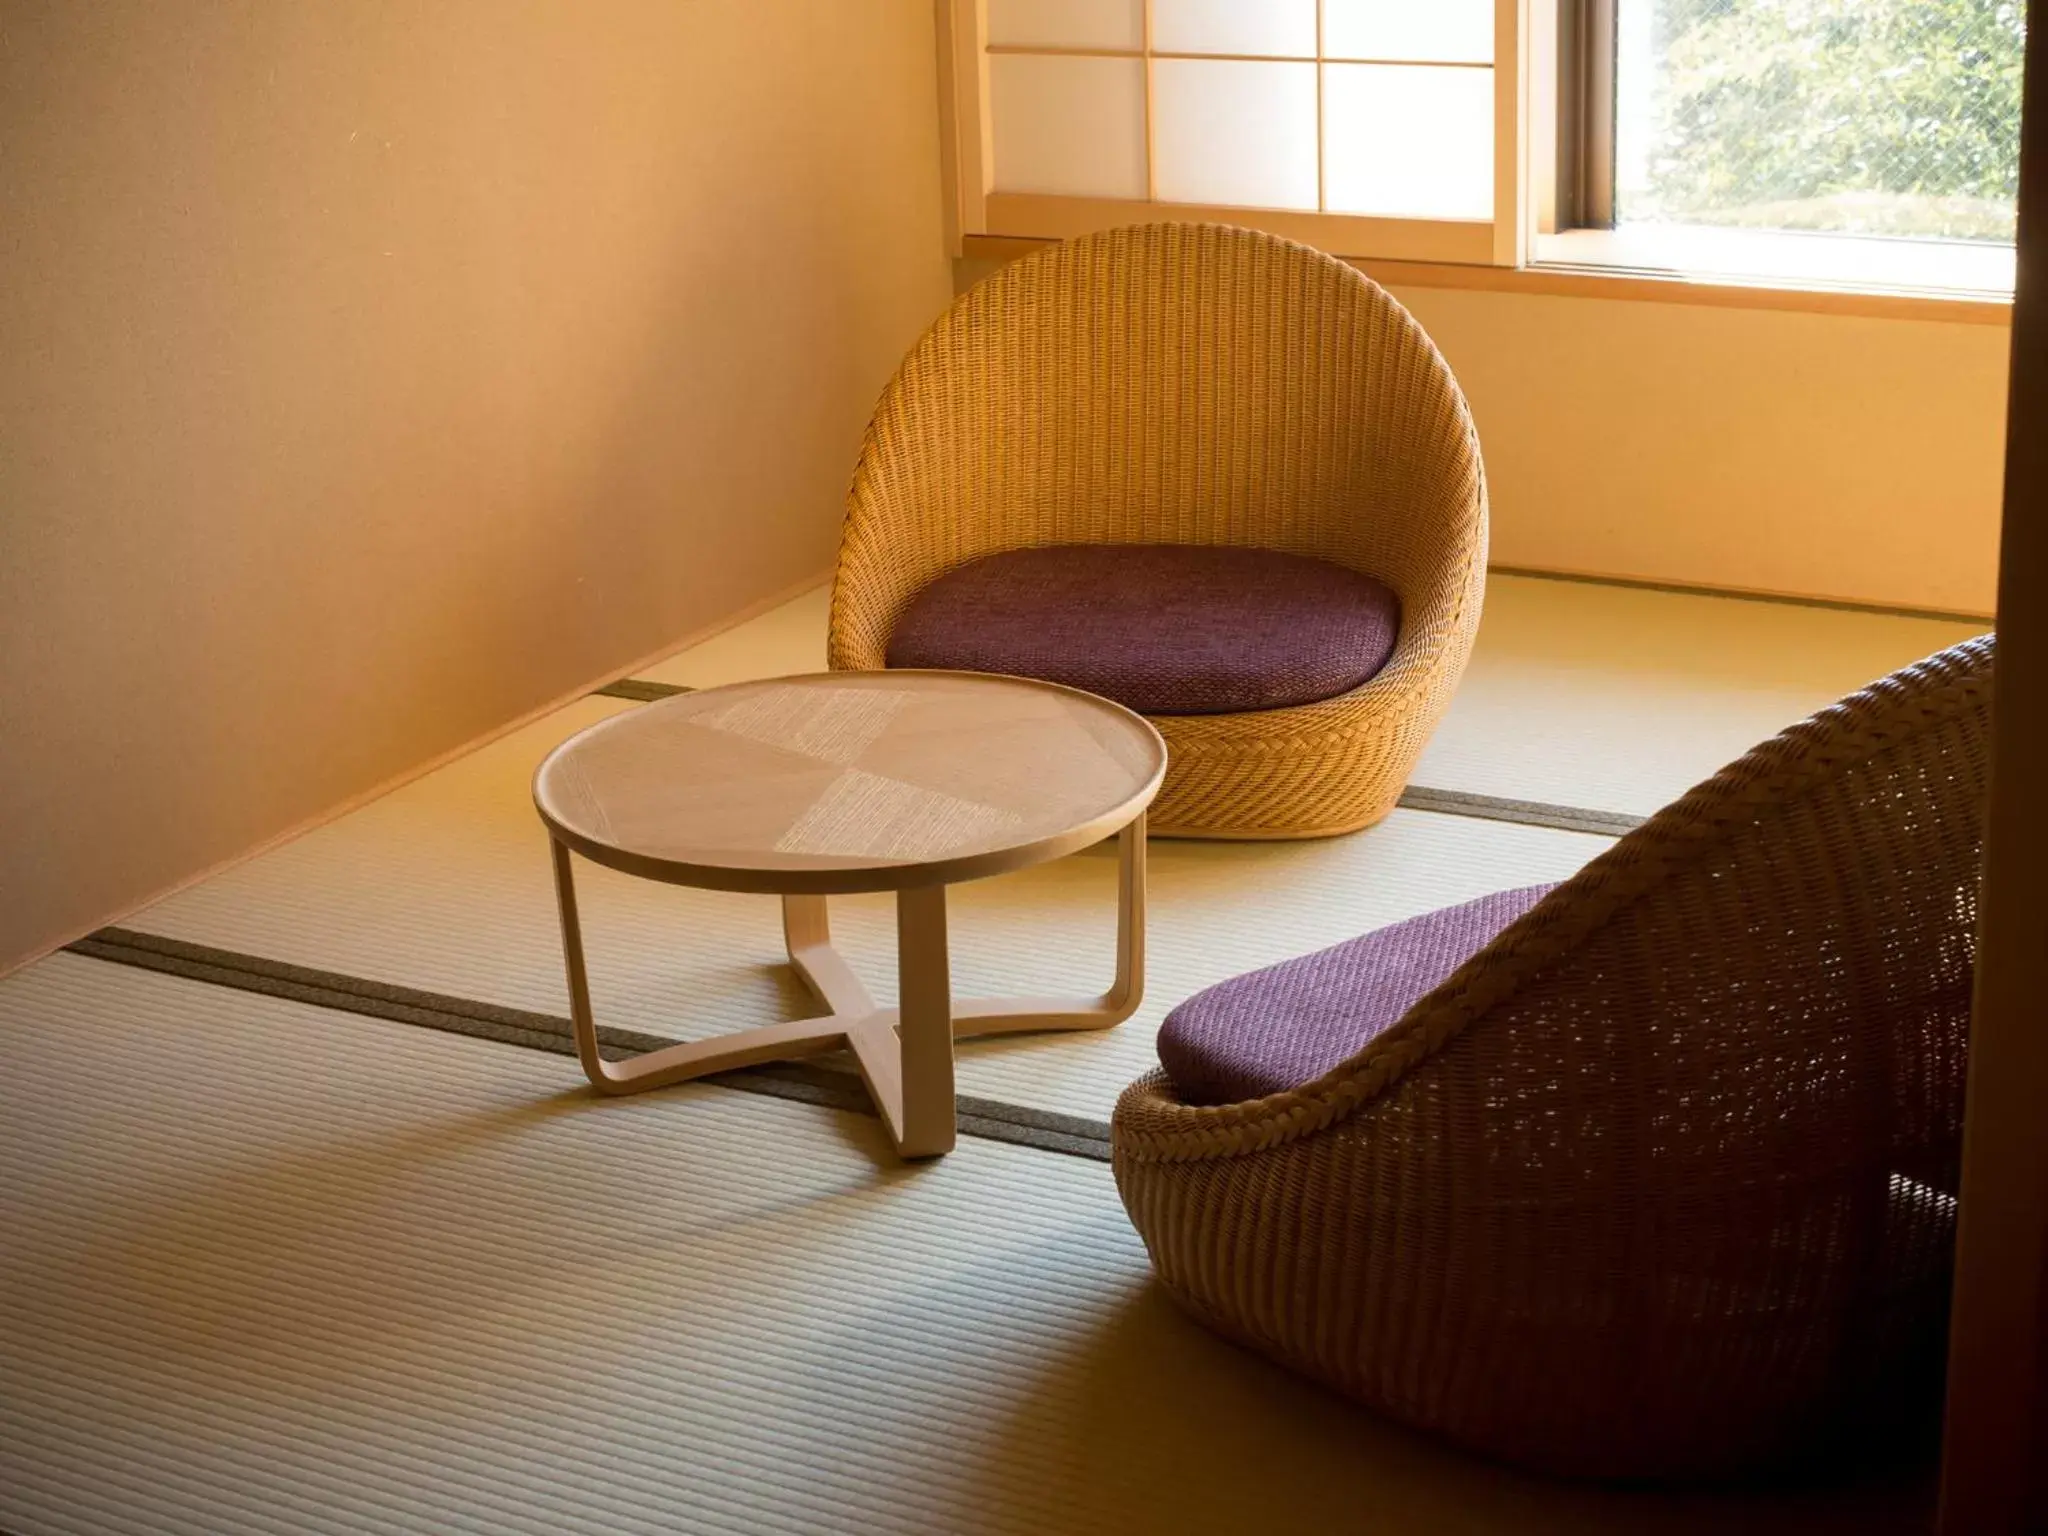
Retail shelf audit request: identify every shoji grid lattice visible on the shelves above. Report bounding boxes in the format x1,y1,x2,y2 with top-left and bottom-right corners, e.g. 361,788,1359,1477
965,0,1512,263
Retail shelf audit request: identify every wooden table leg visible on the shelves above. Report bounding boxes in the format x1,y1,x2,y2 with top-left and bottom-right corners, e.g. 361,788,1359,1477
892,883,955,1158
844,884,957,1157
550,838,851,1095
835,813,1149,1043
944,811,1146,1037
550,837,611,1088
782,894,877,1018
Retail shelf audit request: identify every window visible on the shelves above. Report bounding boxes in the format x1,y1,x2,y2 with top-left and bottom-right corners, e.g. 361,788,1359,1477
1541,0,2023,292
942,0,2023,296
946,0,1518,265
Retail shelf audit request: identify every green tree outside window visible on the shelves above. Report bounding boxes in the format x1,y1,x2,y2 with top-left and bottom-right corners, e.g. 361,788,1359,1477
1623,0,2026,242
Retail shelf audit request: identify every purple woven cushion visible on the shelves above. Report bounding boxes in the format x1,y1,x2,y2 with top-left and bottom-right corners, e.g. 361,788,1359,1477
1158,885,1557,1107
884,544,1400,716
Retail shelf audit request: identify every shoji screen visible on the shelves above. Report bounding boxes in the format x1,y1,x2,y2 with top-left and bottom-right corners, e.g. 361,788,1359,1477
954,0,1519,264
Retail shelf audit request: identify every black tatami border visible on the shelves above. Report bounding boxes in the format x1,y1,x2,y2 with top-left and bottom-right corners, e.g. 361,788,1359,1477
67,927,1115,1163
591,678,695,703
1394,785,1644,838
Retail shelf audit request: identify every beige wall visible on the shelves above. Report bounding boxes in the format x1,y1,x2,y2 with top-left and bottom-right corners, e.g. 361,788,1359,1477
1390,286,2008,617
0,2,952,974
956,257,2008,616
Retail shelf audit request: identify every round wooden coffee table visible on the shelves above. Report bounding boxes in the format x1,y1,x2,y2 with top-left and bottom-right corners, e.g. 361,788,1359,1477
533,670,1167,1158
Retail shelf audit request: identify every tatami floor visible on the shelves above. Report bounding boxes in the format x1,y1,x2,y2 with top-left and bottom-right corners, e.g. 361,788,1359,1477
1,574,1984,1535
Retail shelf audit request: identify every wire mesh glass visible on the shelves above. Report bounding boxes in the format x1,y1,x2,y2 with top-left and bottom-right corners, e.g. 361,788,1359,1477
1615,0,2026,243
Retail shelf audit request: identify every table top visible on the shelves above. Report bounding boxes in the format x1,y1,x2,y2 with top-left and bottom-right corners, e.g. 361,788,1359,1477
534,670,1166,894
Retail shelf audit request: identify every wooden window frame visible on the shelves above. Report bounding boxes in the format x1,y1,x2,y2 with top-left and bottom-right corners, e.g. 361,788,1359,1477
1539,0,1613,231
941,0,1526,268
1937,2,2048,1526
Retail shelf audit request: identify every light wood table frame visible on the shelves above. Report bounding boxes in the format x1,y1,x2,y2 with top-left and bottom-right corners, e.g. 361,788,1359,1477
534,671,1165,1159
547,820,1144,1158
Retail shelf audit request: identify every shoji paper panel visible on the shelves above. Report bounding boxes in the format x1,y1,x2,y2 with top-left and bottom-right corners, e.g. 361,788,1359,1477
1152,58,1318,209
986,0,1144,51
1324,64,1493,217
989,53,1149,198
1323,0,1494,64
1150,0,1316,57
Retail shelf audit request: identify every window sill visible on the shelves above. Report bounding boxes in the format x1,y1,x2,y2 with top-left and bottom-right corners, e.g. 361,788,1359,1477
961,231,2014,326
1535,225,2014,304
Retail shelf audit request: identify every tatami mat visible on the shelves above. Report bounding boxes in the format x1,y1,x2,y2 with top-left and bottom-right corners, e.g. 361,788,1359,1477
0,958,1928,1536
1419,575,1984,815
119,697,1607,1123
113,569,1980,1124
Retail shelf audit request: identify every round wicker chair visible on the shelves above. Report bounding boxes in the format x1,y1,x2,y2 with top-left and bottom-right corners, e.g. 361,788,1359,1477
1113,636,1994,1479
828,222,1488,838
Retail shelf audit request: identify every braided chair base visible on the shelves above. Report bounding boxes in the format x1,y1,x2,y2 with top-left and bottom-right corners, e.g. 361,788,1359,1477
1145,711,1408,839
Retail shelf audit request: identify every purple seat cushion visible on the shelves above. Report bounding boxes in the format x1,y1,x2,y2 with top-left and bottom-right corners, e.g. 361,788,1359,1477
884,544,1400,716
1158,885,1558,1107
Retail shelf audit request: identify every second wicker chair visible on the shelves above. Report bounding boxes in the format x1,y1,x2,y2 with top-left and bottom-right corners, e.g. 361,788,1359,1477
1113,637,1993,1479
828,223,1488,839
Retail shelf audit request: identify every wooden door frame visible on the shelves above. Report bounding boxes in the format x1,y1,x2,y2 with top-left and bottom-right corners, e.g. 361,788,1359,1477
1937,0,2048,1528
